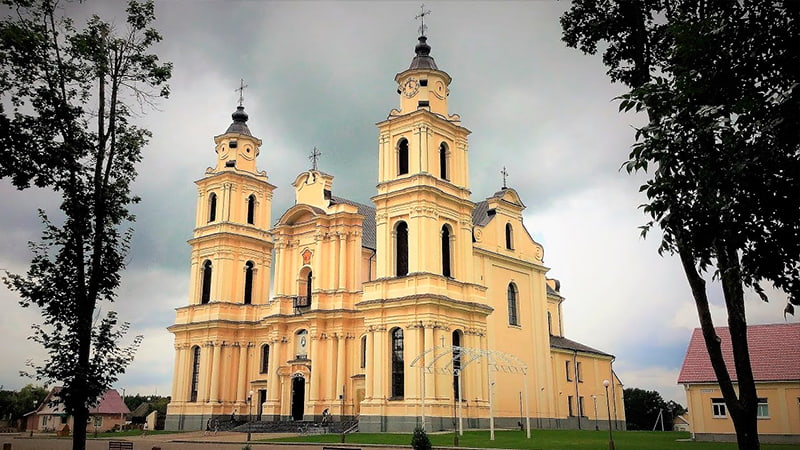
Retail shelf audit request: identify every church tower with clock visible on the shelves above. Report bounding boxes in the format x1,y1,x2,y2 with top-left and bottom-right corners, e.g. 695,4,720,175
166,27,626,434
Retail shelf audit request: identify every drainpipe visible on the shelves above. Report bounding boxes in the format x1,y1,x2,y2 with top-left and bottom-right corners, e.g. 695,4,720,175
368,249,376,281
610,358,618,430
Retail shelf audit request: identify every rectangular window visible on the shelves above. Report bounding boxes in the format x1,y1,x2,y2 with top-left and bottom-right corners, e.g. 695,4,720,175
565,360,572,381
579,396,585,417
568,395,574,416
712,398,727,418
757,398,769,418
576,361,583,382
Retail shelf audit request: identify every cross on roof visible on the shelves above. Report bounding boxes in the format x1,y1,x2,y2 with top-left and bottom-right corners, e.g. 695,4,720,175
235,78,248,107
415,4,431,37
309,146,322,171
501,166,508,189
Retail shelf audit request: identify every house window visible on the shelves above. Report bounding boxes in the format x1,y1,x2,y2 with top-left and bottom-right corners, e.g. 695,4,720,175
260,344,270,374
452,330,462,400
244,261,254,304
566,360,572,381
200,260,212,304
568,395,575,416
441,224,452,278
247,194,256,225
391,327,404,398
439,142,448,180
507,283,519,326
190,345,200,402
579,396,585,416
398,138,409,175
94,416,102,427
712,398,727,418
297,268,312,307
396,221,409,277
547,311,553,335
757,398,769,418
360,335,367,369
208,193,217,222
577,362,583,382
505,223,514,250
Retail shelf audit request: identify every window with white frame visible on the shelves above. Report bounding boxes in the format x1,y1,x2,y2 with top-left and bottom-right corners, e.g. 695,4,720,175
712,398,727,418
757,398,769,418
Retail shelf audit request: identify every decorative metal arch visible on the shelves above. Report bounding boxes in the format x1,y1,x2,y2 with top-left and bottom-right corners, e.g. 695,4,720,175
409,345,531,440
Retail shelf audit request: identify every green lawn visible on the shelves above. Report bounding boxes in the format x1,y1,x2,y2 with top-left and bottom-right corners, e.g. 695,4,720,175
263,429,800,450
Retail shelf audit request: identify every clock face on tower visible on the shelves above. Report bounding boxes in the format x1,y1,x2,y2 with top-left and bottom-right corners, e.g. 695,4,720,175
402,78,420,98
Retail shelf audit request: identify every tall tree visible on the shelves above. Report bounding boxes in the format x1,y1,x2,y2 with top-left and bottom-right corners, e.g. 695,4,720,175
562,1,800,449
0,1,171,449
623,388,685,431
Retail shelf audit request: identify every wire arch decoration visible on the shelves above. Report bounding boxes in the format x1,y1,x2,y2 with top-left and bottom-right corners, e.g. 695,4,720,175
409,344,531,440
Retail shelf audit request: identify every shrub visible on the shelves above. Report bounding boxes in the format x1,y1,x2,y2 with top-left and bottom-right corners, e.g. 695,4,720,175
411,425,432,450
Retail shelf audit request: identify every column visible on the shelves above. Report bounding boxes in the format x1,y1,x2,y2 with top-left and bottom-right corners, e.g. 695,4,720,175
365,331,375,399
201,343,213,403
268,340,280,402
310,336,321,402
424,326,434,401
336,335,346,406
236,344,248,403
338,234,347,290
327,235,336,291
404,328,419,401
327,336,337,400
171,345,182,402
274,243,283,296
374,328,386,399
210,342,222,402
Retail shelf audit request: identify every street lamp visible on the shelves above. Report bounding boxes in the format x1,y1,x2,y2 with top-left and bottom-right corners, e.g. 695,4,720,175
603,380,615,450
247,390,254,442
592,395,598,431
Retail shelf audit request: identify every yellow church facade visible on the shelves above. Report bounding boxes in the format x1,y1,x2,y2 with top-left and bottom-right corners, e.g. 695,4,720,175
165,34,625,432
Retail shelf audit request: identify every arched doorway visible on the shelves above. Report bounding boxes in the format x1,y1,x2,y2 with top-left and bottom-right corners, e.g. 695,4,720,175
291,377,305,421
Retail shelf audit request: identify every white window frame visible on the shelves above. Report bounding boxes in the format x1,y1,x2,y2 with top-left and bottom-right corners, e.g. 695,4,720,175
712,398,727,418
757,398,769,419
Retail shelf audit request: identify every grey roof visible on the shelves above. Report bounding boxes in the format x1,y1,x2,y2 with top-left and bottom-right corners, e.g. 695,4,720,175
472,200,494,227
224,106,252,136
330,195,376,250
546,285,560,297
550,335,611,357
409,36,438,70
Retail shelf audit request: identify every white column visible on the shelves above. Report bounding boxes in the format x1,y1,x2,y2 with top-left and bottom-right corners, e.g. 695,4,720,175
336,335,346,408
236,344,248,403
210,342,222,402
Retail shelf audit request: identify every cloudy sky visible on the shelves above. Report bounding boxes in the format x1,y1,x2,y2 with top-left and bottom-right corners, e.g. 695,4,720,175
0,1,795,404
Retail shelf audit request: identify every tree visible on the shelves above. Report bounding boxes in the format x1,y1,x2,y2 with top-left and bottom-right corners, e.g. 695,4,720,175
623,388,685,431
562,1,800,449
0,1,171,449
0,385,48,427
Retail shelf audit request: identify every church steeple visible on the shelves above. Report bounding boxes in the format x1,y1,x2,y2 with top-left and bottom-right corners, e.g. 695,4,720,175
213,103,262,174
394,34,452,117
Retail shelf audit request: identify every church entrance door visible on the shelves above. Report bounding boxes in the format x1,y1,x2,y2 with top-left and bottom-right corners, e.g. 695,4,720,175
291,377,305,421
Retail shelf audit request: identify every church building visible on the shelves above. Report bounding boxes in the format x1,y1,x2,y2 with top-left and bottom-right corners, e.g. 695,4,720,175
165,31,626,433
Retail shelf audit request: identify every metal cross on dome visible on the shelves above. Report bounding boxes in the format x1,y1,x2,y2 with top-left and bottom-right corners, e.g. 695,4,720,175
309,146,322,171
501,166,508,189
235,78,248,107
416,4,431,37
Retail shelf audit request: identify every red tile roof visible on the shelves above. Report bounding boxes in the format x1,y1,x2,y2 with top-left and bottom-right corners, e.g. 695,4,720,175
677,323,800,384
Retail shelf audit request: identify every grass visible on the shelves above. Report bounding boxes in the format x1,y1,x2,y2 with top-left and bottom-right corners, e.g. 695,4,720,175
262,429,800,450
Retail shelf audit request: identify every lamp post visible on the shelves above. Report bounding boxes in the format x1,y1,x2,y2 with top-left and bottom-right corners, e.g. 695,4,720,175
247,390,254,442
603,380,615,450
592,395,598,431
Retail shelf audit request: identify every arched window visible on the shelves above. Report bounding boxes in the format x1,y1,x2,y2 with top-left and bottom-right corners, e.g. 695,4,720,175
189,345,200,402
547,311,553,335
439,142,448,180
505,223,514,250
391,327,404,398
244,261,254,304
200,260,212,304
507,283,519,326
306,270,313,307
398,138,409,175
247,194,256,225
208,193,217,222
441,224,452,277
395,221,409,277
452,330,462,400
297,268,313,307
260,344,270,373
360,335,367,369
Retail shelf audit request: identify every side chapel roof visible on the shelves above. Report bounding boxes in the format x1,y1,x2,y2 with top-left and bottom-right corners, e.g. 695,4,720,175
550,335,612,357
329,195,377,250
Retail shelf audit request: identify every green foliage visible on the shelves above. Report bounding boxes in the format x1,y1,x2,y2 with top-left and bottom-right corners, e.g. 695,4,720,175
623,388,686,431
562,2,800,448
0,1,171,449
410,425,432,450
0,385,48,423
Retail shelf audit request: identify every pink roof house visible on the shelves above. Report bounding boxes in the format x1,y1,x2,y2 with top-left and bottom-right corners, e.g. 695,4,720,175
25,387,130,433
678,323,800,444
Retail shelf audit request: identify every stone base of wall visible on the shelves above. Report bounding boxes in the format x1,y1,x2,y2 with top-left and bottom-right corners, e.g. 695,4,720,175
695,433,800,445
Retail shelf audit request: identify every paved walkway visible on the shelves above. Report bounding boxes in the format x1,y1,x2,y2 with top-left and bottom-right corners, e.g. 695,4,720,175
0,431,393,450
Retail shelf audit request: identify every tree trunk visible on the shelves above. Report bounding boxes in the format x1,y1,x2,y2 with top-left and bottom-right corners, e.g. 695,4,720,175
72,404,88,450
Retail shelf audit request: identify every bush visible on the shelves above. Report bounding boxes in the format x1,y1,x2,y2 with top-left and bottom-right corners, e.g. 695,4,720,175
411,425,431,450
